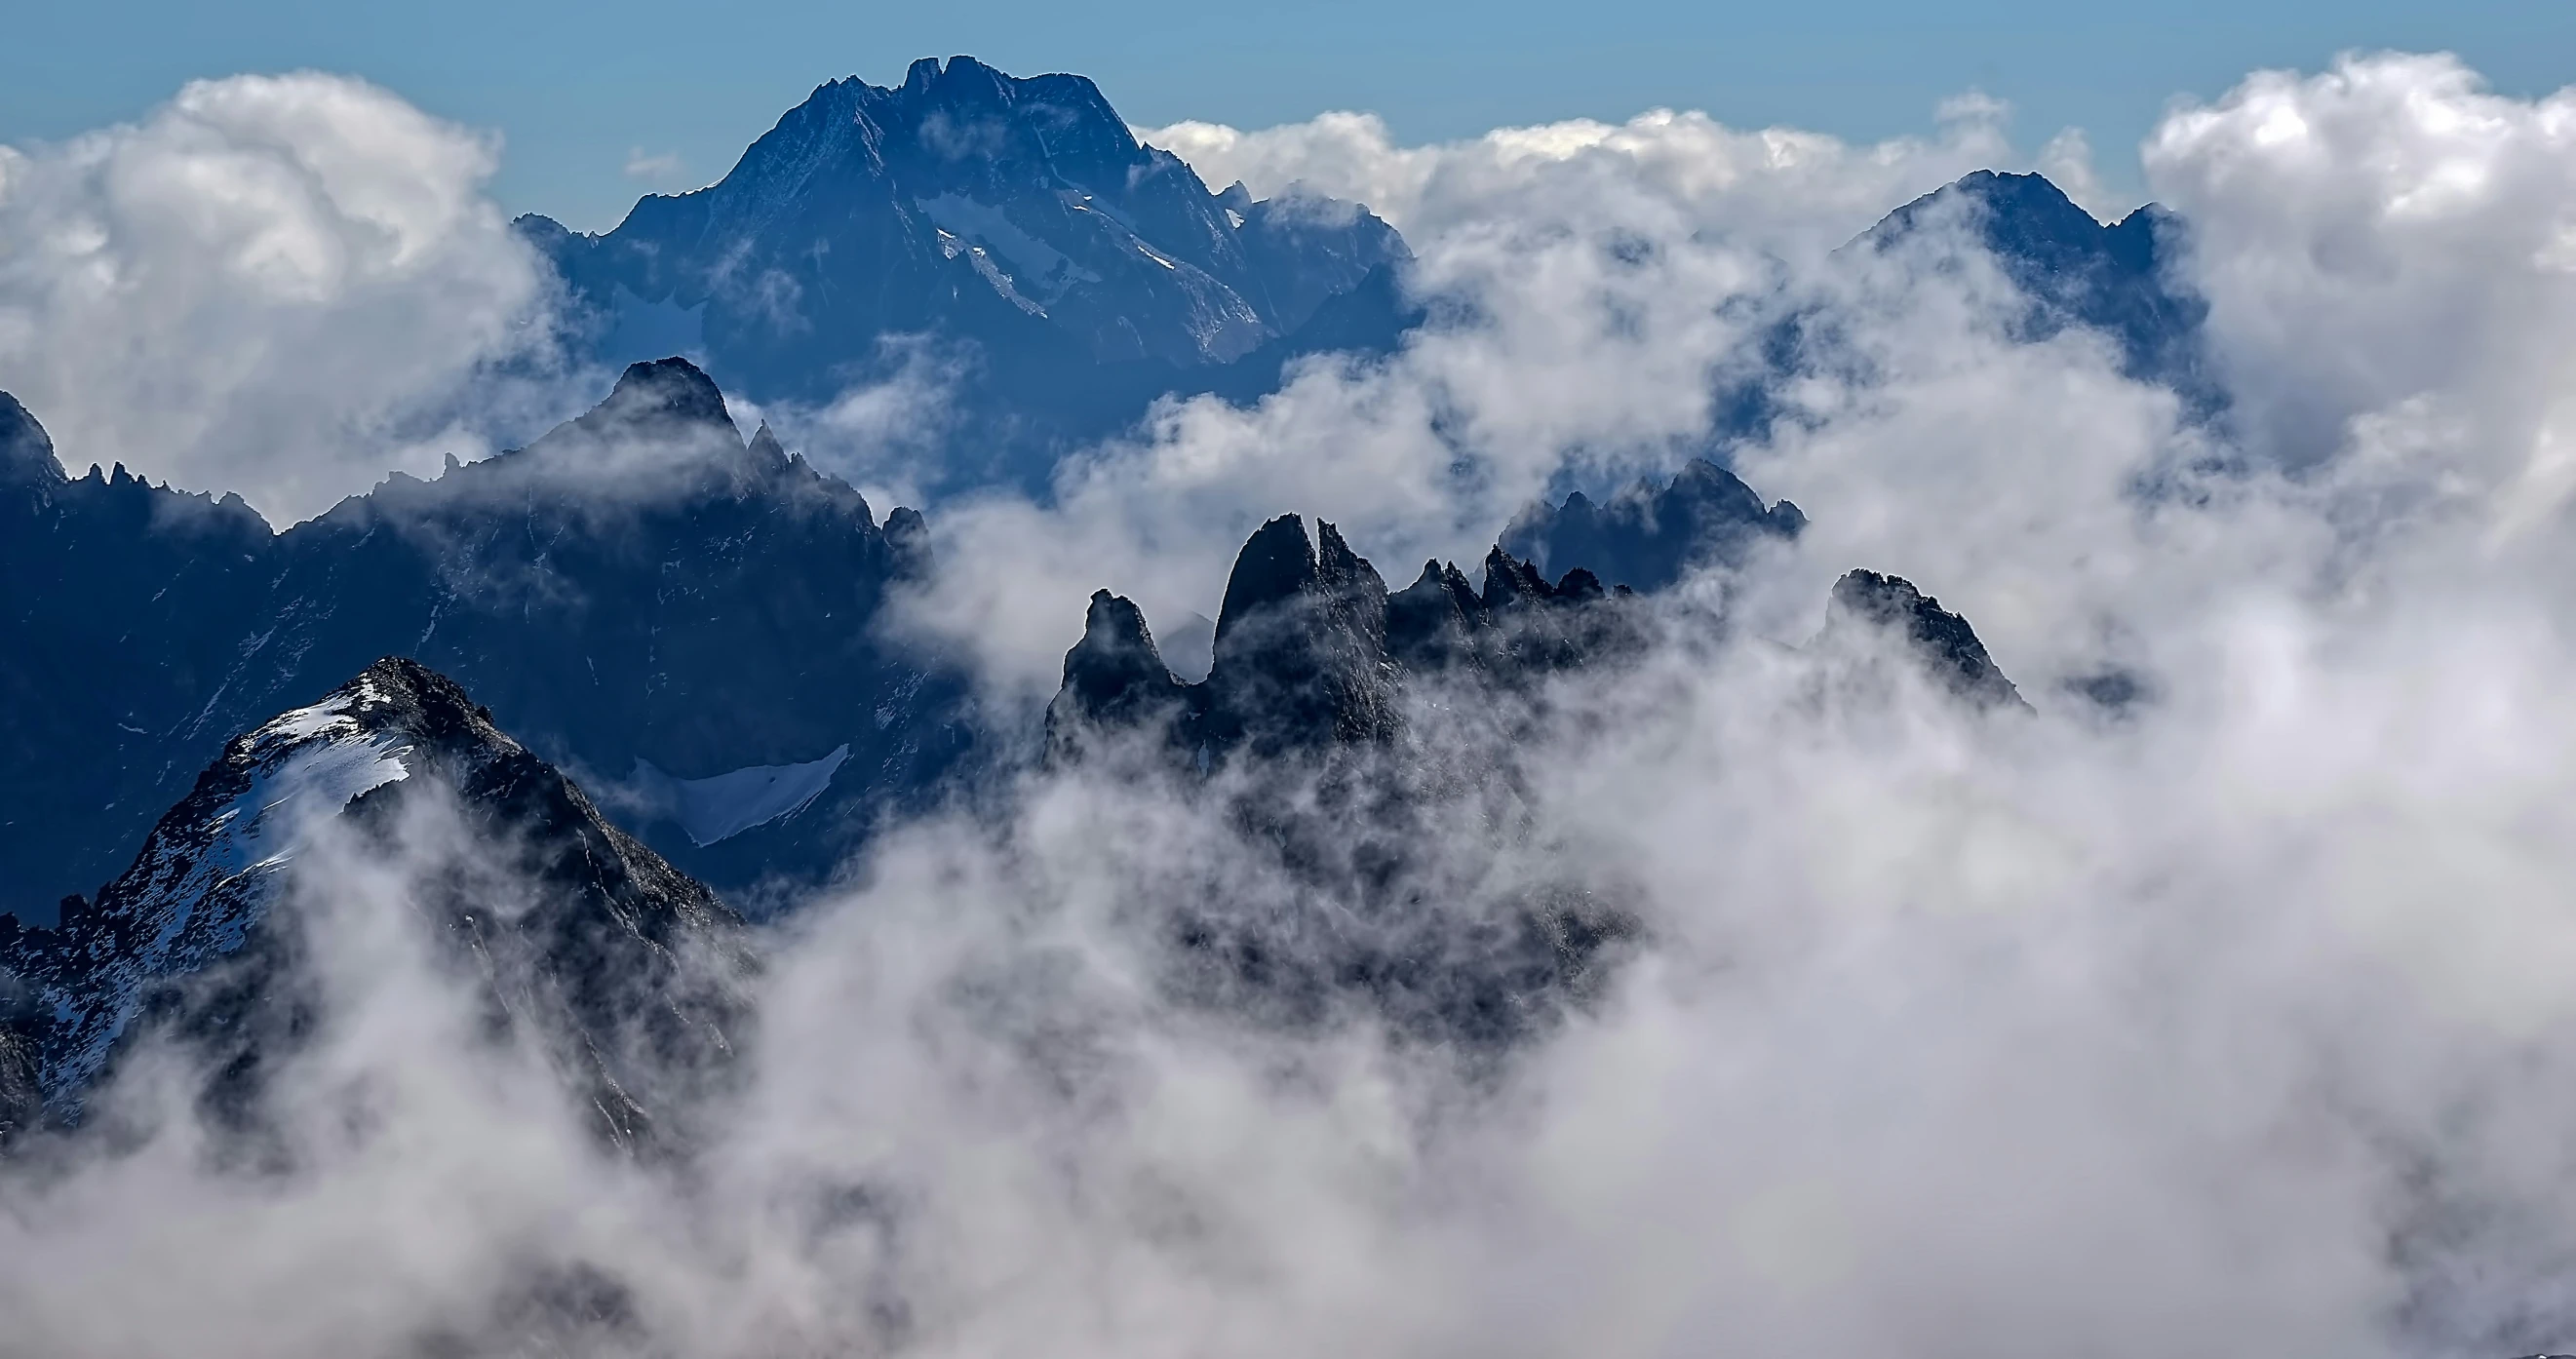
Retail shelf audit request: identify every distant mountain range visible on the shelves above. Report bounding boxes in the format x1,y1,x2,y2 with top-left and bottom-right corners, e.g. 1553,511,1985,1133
520,58,2209,496
0,55,2211,1128
0,148,2191,930
520,55,1413,490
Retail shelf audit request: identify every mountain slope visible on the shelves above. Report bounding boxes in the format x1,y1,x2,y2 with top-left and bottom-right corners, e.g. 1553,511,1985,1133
0,362,970,925
0,658,751,1145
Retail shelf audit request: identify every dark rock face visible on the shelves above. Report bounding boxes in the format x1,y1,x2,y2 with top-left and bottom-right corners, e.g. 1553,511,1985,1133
1050,515,1644,769
0,363,972,926
0,659,752,1145
1044,591,1185,761
0,1022,36,1145
1200,517,1400,756
1501,457,1806,593
0,401,283,929
524,55,1412,490
1045,517,1646,1049
1824,568,2029,710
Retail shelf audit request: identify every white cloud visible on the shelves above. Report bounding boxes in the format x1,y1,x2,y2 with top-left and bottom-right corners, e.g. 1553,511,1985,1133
1141,96,2018,252
0,73,575,523
2148,51,2576,518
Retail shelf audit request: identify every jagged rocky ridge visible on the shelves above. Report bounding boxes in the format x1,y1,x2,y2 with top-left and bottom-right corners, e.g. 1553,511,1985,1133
1042,510,2025,1047
1050,514,1655,766
0,658,751,1145
1045,516,1655,1045
0,360,967,926
524,55,1413,490
1053,513,2028,764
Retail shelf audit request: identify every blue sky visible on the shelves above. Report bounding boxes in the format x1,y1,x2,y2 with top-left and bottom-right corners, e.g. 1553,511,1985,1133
5,0,2571,231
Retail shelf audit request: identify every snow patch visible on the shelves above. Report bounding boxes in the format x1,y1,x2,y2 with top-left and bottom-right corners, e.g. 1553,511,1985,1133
632,744,850,847
917,194,1086,287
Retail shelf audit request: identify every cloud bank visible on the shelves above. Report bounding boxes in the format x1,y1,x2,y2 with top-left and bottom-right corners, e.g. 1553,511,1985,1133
0,73,573,524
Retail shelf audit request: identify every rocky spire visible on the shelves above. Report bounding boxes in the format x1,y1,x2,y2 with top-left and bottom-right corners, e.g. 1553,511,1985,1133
1047,590,1184,760
1204,516,1399,755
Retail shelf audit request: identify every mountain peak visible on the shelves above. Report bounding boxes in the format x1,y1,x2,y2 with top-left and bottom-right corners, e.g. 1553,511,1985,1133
1860,170,2210,398
1826,569,2028,710
605,357,733,430
541,58,1409,487
1501,458,1803,593
1215,514,1321,650
0,657,749,1133
1046,591,1185,757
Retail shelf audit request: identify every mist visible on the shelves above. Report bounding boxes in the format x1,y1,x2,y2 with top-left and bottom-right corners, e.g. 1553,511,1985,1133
9,49,2576,1359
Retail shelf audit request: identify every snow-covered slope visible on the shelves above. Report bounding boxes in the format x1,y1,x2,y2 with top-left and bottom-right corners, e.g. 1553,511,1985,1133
23,679,414,1101
632,744,851,847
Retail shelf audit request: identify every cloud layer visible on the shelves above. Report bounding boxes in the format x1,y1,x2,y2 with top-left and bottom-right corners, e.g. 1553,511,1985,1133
11,49,2576,1359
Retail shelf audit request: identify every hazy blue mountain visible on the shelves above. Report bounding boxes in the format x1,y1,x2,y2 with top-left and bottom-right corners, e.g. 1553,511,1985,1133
520,55,1411,490
1528,171,2207,594
0,362,970,927
1861,170,2211,398
1500,458,1806,594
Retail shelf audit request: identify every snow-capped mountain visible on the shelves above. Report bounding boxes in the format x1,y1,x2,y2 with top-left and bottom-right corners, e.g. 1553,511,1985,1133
521,55,1410,488
0,658,750,1143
